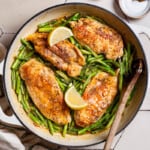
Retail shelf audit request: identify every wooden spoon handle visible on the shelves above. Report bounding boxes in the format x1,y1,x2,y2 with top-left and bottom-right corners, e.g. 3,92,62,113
104,60,143,150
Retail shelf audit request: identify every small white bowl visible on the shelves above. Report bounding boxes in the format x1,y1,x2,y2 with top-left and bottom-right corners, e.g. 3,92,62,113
118,0,150,18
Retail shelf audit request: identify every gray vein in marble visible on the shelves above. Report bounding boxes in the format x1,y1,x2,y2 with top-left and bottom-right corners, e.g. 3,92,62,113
4,32,16,35
0,27,4,39
139,109,150,111
0,27,16,38
139,32,150,40
113,130,125,150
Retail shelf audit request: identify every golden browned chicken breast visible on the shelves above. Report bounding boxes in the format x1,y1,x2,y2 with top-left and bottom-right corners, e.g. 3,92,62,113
19,59,71,125
70,18,124,60
74,71,118,127
27,33,85,77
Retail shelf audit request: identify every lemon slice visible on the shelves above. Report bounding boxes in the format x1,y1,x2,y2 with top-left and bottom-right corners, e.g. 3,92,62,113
48,26,73,46
65,86,87,110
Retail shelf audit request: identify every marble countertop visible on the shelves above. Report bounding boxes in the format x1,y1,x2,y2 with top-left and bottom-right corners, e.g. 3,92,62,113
0,0,150,150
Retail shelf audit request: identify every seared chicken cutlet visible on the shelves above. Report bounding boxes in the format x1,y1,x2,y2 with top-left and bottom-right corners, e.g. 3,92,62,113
19,59,71,125
74,71,118,127
70,18,123,60
27,33,85,77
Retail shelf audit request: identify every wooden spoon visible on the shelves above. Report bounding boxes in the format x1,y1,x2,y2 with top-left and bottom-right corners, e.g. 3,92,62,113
104,59,143,150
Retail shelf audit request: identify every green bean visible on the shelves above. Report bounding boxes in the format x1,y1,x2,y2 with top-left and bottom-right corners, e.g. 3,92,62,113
78,119,103,134
18,47,26,56
68,126,80,133
68,120,75,129
56,70,71,83
34,109,45,122
38,22,50,28
53,124,62,132
98,66,115,76
20,99,29,113
20,89,30,112
83,45,98,57
90,59,111,68
128,52,134,74
69,13,81,21
20,99,30,113
19,82,30,111
105,115,115,129
19,45,26,51
82,72,97,93
18,87,22,102
119,61,124,91
32,108,47,127
47,120,54,135
28,110,45,127
20,39,33,50
123,49,128,74
80,49,91,55
121,44,134,76
18,51,35,61
38,19,62,28
107,94,120,113
28,113,41,125
104,59,120,68
63,13,81,26
127,43,131,57
62,124,68,137
11,59,21,70
69,36,76,45
16,72,21,94
72,77,85,83
24,90,29,102
21,98,30,113
73,81,82,93
11,70,16,90
126,86,136,106
20,82,25,95
38,27,53,32
67,130,78,135
56,77,67,92
86,16,105,24
87,54,104,61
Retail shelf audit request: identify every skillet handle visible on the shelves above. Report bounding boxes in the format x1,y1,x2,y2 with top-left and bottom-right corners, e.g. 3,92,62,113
0,43,23,128
0,43,6,97
0,105,23,128
0,43,6,75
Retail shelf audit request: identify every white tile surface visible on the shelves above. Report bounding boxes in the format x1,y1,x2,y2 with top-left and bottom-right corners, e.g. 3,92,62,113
0,0,65,32
69,132,124,149
115,111,150,150
0,0,150,149
0,33,15,48
67,0,126,18
128,12,150,29
138,34,150,110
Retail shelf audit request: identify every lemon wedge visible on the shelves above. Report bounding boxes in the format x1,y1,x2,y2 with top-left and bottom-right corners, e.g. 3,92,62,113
65,86,87,110
48,26,73,46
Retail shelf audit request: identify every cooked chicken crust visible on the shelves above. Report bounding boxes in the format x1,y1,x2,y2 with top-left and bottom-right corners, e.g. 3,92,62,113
70,18,124,60
19,59,71,125
74,71,118,127
27,33,85,77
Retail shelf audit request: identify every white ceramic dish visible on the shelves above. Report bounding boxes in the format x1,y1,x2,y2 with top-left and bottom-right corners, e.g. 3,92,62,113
118,0,150,18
